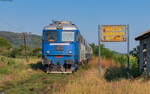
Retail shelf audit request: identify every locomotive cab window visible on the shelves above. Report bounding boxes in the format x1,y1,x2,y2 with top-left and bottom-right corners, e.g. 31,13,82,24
45,31,58,42
62,31,75,42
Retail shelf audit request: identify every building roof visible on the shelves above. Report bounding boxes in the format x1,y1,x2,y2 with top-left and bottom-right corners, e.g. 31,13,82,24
135,30,150,40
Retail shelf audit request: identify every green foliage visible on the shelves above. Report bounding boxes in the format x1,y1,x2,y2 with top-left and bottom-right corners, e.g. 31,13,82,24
0,37,12,56
101,48,116,59
0,37,12,49
130,46,140,76
0,67,12,75
130,57,140,78
7,59,16,66
0,56,7,63
130,46,140,77
30,48,42,57
130,46,140,62
90,43,99,56
104,66,127,81
113,55,127,67
9,48,21,58
4,44,42,58
90,43,140,79
90,43,105,56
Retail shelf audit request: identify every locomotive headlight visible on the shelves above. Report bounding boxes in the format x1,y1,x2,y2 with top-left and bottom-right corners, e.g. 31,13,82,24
68,51,72,54
46,51,50,54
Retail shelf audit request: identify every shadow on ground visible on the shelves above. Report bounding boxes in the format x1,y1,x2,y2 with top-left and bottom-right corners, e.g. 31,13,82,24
104,66,127,81
29,61,44,70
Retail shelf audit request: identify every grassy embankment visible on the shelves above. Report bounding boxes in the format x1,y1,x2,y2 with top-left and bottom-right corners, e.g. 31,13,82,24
0,56,91,94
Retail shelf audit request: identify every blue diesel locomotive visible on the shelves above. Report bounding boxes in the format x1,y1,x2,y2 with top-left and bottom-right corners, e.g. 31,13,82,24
42,21,92,73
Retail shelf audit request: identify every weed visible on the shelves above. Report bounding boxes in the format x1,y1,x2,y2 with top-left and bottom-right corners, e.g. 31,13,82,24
104,66,127,81
7,59,16,66
0,67,12,75
0,57,7,63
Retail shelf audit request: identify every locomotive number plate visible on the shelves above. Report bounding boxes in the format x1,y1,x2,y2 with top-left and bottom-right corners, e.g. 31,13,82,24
56,56,64,58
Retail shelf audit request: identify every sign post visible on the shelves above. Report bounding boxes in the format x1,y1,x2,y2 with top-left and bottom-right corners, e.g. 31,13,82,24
98,25,130,79
127,24,130,79
98,24,101,78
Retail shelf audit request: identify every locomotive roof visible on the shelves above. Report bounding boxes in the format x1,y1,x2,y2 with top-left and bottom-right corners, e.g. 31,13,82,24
44,21,79,30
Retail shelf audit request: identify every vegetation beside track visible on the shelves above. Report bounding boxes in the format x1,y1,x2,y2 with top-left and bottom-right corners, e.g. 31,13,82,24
54,57,150,94
0,56,91,94
0,38,143,94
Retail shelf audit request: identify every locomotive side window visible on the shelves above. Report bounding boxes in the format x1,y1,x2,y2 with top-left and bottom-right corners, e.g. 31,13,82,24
62,31,75,42
76,32,79,42
45,31,58,42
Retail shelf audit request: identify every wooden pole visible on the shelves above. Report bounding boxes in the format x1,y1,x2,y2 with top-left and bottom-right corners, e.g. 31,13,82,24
16,32,29,63
23,33,29,62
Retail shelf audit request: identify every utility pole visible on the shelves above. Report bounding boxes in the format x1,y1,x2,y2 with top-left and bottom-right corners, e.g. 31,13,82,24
16,32,31,63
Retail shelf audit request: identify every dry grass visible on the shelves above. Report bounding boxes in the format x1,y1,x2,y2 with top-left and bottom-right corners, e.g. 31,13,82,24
54,57,150,94
0,58,41,84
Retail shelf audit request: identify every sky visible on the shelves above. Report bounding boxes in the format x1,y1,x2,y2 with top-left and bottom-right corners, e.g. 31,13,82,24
0,0,150,53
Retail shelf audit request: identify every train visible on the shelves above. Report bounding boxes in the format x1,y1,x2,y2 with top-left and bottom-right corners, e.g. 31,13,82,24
42,21,93,73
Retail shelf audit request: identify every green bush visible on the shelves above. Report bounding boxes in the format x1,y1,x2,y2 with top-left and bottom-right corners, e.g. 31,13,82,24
0,37,12,49
130,57,140,78
7,59,16,66
0,67,12,74
0,57,7,63
104,66,127,81
9,48,21,58
30,48,42,57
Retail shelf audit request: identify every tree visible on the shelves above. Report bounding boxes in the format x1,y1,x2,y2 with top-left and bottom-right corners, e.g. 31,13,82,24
0,37,12,49
90,43,105,56
130,46,140,61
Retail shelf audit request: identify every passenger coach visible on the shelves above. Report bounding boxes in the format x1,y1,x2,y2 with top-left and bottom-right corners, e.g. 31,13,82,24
42,21,92,73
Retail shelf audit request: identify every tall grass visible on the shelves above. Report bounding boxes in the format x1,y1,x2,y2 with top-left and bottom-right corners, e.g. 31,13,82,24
54,68,150,94
54,58,149,94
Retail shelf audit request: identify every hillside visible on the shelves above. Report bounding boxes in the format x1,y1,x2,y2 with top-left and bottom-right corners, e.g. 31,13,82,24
0,31,42,48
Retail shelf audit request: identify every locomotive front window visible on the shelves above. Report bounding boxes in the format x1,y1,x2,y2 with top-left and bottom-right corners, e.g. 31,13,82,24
62,31,75,42
45,31,58,42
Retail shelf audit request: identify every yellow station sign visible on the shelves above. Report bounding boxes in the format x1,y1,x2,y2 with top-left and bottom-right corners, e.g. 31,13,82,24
101,25,127,42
